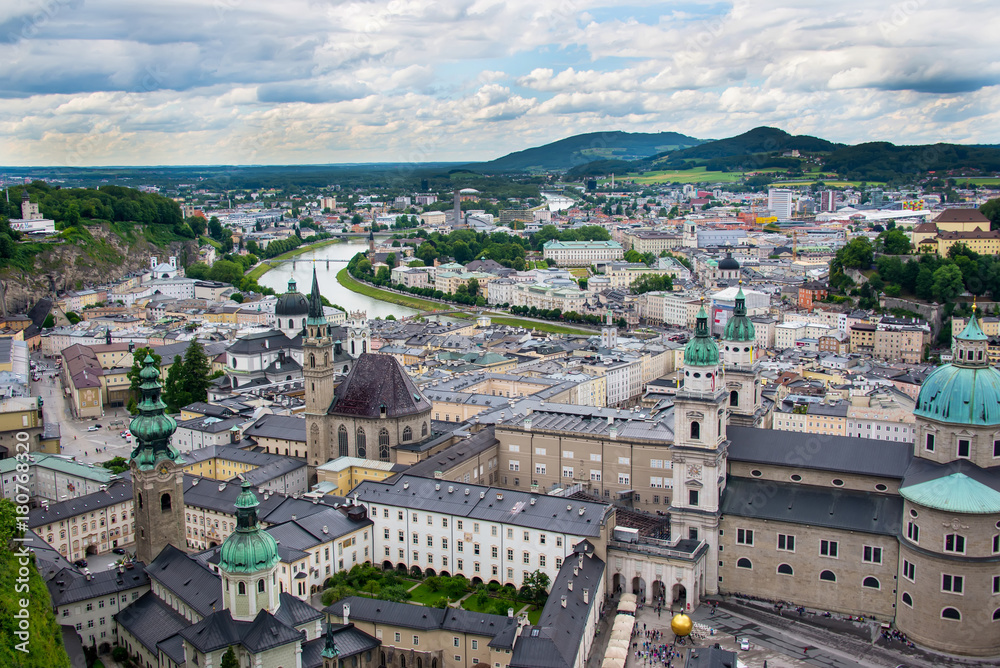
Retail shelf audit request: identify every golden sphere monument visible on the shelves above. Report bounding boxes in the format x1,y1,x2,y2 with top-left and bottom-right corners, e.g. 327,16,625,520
670,613,693,637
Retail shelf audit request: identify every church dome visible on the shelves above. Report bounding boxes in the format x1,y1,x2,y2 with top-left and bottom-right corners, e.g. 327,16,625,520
275,278,309,317
723,286,755,342
684,305,719,367
914,313,1000,426
718,251,740,271
219,480,279,574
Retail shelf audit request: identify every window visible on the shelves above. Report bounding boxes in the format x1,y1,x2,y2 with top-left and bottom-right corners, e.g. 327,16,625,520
539,555,545,568
942,574,964,594
902,560,915,581
944,534,966,554
995,440,1000,457
356,427,366,458
777,563,793,576
862,577,880,589
379,428,390,461
690,421,700,440
563,467,573,478
941,607,961,621
509,461,520,472
736,529,753,546
906,522,919,543
590,470,601,482
994,576,1000,594
523,552,530,564
650,476,663,488
736,558,752,569
994,535,1000,554
506,548,513,561
958,439,971,458
688,490,699,506
535,463,546,475
453,637,460,647
472,640,478,650
590,454,601,462
394,633,401,642
862,546,882,564
474,543,480,555
618,473,630,486
777,534,795,552
819,570,837,582
820,540,838,558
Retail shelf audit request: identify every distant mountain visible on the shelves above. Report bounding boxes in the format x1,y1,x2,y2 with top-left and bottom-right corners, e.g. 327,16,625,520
662,127,842,162
470,131,704,173
824,142,1000,180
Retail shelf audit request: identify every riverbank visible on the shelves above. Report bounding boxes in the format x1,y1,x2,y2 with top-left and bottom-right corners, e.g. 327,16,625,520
483,314,595,335
336,268,449,312
246,238,343,282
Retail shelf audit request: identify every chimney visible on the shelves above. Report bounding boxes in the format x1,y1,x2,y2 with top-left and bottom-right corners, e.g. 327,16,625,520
524,417,532,432
607,415,613,425
568,578,574,590
578,555,584,569
435,483,440,491
343,602,350,626
507,607,514,618
322,525,328,534
560,595,567,608
609,425,618,440
583,588,589,604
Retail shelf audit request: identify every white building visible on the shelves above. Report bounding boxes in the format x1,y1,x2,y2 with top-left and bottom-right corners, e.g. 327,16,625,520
767,189,793,219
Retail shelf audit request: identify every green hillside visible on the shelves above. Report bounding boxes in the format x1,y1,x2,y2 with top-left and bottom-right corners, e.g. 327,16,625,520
663,127,841,161
471,131,704,173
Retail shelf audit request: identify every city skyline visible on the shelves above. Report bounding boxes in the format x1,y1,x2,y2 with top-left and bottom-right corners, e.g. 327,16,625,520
1,0,997,166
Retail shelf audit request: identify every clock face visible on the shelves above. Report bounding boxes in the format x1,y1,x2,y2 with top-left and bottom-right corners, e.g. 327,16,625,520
158,463,170,475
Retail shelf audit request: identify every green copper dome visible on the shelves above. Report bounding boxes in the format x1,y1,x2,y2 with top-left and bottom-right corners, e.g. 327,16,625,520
914,312,1000,425
684,305,719,367
129,355,181,470
723,286,755,342
219,480,279,574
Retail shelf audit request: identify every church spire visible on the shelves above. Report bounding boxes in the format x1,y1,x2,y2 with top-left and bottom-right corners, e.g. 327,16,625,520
128,355,180,470
321,623,340,660
308,265,325,323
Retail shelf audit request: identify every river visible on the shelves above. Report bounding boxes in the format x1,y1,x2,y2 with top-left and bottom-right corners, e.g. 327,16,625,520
257,239,421,319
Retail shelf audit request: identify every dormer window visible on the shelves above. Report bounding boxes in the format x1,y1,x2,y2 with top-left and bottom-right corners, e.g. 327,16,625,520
380,404,387,418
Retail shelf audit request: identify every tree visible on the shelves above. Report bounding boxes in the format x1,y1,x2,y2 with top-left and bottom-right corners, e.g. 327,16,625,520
221,647,238,668
877,228,911,255
42,314,55,328
208,259,244,285
162,355,188,413
915,265,935,300
931,264,964,303
838,238,874,270
386,253,397,269
982,199,1000,230
181,341,212,406
521,570,550,604
467,278,480,297
101,456,129,474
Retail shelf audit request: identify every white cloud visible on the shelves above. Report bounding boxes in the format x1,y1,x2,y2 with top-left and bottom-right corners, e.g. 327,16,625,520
0,0,996,165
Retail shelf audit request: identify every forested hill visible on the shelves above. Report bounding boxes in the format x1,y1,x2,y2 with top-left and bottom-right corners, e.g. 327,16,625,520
470,131,704,173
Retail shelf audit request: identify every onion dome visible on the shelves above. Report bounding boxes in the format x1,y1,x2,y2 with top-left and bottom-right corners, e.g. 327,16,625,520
914,312,1000,425
129,355,180,470
723,285,756,342
718,251,740,271
275,278,308,317
219,479,279,574
684,304,719,367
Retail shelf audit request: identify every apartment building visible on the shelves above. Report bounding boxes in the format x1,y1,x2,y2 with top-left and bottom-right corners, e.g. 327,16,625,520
542,240,624,266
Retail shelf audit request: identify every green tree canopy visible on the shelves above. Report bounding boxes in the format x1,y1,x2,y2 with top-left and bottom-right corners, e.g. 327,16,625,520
838,237,874,270
931,264,964,303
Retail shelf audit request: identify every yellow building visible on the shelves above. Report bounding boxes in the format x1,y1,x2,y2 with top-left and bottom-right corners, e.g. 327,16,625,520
912,209,998,255
315,457,403,496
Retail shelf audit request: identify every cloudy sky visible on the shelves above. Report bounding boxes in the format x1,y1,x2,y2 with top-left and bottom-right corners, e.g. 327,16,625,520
1,0,997,166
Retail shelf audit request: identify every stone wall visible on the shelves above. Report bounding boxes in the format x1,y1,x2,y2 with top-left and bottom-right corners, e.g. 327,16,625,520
881,297,943,335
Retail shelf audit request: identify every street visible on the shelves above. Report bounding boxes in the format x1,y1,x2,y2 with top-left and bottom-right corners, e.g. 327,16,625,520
31,353,134,466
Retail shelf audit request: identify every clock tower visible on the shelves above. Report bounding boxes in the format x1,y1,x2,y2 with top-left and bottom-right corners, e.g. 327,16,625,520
129,355,186,564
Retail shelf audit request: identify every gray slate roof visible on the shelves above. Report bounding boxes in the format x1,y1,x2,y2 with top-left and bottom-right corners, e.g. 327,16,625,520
145,544,222,617
727,426,912,478
720,477,904,536
115,591,191,657
328,353,431,419
353,475,612,537
326,597,515,640
244,413,307,443
301,624,380,667
48,563,149,607
180,608,303,654
28,479,133,528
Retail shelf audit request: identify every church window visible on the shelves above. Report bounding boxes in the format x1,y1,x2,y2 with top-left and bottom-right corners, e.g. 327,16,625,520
958,439,971,458
907,522,919,543
238,582,246,595
309,354,315,368
730,390,738,406
338,426,349,457
777,563,793,576
422,422,428,437
688,490,699,506
324,352,329,366
690,421,700,440
403,426,412,442
257,579,265,593
160,493,171,512
736,558,752,569
356,428,366,458
351,340,355,356
137,493,143,509
942,574,963,593
901,592,913,606
994,440,1000,457
819,570,836,582
863,577,880,589
379,429,390,461
944,534,966,554
941,607,961,620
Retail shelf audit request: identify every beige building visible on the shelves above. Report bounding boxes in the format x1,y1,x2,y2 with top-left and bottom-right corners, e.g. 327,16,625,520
542,240,624,266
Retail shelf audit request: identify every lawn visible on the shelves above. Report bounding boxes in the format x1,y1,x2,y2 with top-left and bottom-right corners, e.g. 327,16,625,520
407,583,453,607
461,595,542,622
623,166,780,185
336,268,445,311
568,267,589,278
484,314,595,335
775,180,884,188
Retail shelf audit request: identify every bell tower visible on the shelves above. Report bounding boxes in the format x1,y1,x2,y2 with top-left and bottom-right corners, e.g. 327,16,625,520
219,479,281,621
671,303,728,595
129,355,186,564
347,311,370,358
721,284,762,426
304,267,335,468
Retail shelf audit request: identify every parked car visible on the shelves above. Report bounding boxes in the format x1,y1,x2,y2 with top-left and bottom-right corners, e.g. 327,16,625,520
74,559,88,568
87,426,99,432
112,547,126,555
740,639,751,651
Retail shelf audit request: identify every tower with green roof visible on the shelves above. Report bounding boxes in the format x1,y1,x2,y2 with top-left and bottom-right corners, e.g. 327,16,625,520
721,284,763,426
893,308,1000,655
671,302,727,597
219,479,281,620
129,354,186,565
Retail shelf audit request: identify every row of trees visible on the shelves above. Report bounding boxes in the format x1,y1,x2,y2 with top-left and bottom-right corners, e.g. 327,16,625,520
348,254,488,307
